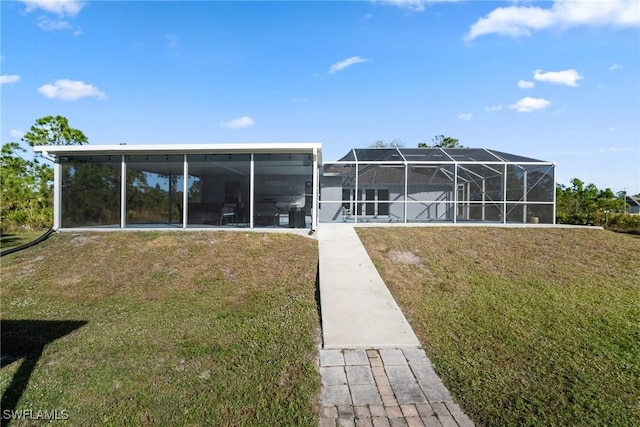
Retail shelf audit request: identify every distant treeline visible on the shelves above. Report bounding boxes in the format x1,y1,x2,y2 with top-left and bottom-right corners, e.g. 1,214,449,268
556,178,640,234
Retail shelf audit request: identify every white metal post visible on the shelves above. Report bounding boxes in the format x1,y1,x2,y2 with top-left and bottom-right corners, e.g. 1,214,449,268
466,182,470,220
121,155,126,229
249,153,254,229
502,163,508,224
53,159,62,230
354,162,359,224
168,175,173,224
312,148,318,231
453,163,458,224
481,179,486,221
183,154,188,229
552,164,557,224
523,170,528,223
404,163,408,223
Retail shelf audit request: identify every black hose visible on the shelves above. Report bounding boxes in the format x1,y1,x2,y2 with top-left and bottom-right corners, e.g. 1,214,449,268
1,229,55,257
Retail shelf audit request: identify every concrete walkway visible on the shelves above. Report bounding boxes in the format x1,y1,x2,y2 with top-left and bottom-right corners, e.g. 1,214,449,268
318,224,420,349
317,224,474,427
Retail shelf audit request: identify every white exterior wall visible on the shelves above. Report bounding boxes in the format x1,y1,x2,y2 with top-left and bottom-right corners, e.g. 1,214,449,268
319,176,344,222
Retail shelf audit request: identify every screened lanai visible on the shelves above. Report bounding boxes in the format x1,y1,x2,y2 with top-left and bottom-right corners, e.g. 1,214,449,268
319,148,555,224
35,144,555,230
34,144,320,230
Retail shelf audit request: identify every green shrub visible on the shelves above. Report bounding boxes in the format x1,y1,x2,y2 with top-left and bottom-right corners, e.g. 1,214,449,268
0,206,52,232
604,213,640,234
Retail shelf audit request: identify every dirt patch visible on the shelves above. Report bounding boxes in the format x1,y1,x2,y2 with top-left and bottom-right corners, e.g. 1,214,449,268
71,234,99,247
388,250,421,264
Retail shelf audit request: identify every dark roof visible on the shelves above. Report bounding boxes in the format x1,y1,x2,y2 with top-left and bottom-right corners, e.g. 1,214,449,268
323,163,453,186
336,148,548,163
627,196,640,207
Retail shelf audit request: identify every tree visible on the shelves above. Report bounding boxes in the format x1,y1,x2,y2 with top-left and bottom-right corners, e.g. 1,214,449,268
1,115,88,231
0,142,53,231
418,135,463,148
22,115,88,147
370,139,404,148
556,178,627,225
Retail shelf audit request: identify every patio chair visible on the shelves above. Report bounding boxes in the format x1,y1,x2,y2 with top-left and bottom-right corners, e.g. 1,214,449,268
341,206,351,222
219,204,236,225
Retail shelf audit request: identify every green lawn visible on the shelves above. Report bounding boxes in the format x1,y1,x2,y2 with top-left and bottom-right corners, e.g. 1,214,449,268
1,231,321,426
357,227,640,427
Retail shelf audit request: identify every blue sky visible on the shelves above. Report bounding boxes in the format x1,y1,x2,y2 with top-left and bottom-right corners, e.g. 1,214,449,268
2,0,639,193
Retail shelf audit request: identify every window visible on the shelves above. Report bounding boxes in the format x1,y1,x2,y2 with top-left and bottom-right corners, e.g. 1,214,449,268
344,188,390,217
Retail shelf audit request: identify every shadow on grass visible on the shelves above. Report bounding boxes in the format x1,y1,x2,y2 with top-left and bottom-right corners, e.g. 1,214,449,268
0,234,20,246
314,261,323,347
1,319,88,426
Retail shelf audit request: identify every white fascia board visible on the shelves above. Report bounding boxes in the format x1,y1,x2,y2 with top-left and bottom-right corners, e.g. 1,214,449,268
33,142,322,156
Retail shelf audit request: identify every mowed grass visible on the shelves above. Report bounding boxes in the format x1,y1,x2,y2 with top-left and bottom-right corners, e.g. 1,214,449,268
357,227,640,426
1,231,320,426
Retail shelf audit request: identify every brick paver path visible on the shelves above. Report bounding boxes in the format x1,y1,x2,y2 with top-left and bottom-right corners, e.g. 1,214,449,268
319,348,474,427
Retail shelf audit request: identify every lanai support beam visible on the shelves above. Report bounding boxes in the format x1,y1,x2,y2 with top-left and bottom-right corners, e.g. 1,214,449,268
120,155,126,229
53,158,62,230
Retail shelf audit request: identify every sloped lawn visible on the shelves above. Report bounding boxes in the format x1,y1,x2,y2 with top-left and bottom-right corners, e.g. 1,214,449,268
1,231,320,426
357,227,640,426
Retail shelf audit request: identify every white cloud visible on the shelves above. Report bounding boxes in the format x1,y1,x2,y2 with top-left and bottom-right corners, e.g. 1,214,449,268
37,18,71,30
466,0,639,40
221,116,255,129
329,56,369,74
21,0,84,17
509,97,551,112
378,0,427,12
533,69,583,87
609,63,622,71
376,0,458,12
38,79,107,101
484,105,503,112
10,129,25,139
458,113,473,121
597,147,624,153
38,16,82,36
518,80,535,89
1,74,21,85
37,17,82,34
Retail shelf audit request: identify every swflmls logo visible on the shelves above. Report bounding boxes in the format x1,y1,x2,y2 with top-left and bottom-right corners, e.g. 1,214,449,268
2,409,69,420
